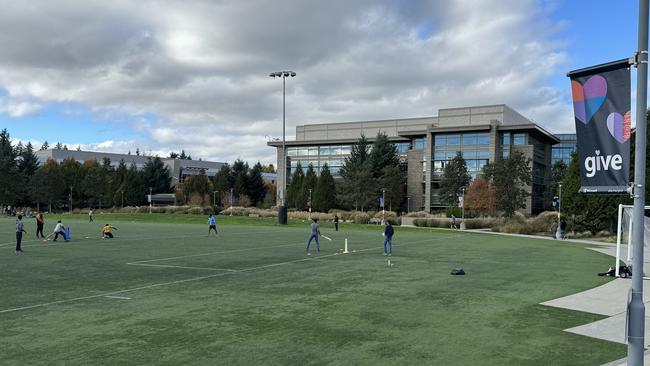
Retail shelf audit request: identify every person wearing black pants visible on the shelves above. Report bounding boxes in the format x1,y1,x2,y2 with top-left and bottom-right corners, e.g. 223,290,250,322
333,214,339,231
35,212,44,238
16,214,26,252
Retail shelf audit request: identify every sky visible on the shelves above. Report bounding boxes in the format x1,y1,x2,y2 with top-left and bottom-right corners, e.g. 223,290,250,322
0,0,644,165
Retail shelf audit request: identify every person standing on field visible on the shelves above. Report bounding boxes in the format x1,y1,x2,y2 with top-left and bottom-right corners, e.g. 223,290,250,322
383,221,394,256
207,214,218,236
16,214,27,252
35,212,44,238
88,209,94,222
333,214,339,231
451,214,457,229
306,218,320,256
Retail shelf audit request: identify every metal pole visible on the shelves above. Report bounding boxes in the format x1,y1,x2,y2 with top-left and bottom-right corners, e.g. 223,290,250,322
407,196,410,213
230,187,234,216
282,74,286,208
628,0,648,363
121,190,124,208
308,188,312,219
69,186,72,214
213,191,217,207
149,187,152,214
382,188,386,223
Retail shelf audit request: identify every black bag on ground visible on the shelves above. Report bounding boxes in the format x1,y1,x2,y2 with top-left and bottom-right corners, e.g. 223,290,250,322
597,265,632,278
450,268,465,275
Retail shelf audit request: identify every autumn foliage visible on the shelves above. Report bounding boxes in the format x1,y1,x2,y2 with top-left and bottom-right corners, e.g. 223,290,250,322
464,176,496,216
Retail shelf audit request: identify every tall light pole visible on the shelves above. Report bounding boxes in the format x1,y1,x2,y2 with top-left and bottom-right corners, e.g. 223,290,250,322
230,187,234,216
628,0,649,363
459,187,466,230
269,70,296,225
555,183,562,239
382,188,386,224
149,187,153,214
407,196,410,213
121,190,124,209
308,188,312,219
213,190,218,208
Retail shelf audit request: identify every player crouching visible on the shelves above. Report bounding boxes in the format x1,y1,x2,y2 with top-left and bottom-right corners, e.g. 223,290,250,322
102,224,118,239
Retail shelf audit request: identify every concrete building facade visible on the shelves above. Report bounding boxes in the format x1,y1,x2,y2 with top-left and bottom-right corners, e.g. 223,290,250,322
268,104,560,215
35,149,225,186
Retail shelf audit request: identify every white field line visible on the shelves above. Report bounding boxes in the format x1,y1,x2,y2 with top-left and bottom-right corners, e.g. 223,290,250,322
128,242,304,264
127,263,238,272
104,296,131,300
0,234,457,314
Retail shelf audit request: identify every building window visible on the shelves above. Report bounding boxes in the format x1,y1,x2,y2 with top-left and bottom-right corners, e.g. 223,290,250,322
340,145,352,155
413,138,425,150
287,148,298,157
502,132,510,145
513,133,525,145
319,146,330,155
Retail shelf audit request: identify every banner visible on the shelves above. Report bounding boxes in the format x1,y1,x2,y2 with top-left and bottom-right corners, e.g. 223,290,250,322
379,196,385,208
568,59,631,193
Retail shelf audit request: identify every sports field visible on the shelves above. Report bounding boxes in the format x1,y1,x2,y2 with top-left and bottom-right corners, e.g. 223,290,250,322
0,214,625,365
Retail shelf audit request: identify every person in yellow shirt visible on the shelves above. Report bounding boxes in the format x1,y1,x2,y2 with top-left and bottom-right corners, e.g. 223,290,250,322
102,224,117,239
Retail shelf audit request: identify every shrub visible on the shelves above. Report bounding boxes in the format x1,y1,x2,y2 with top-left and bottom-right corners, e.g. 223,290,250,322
404,211,430,218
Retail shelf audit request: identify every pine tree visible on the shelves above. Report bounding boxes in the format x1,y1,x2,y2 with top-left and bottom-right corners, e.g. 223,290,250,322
287,162,304,209
313,163,336,212
30,159,65,212
339,135,377,210
381,165,405,211
40,141,49,150
213,164,233,202
179,150,187,159
55,142,63,150
247,162,266,206
231,159,249,198
142,157,171,194
300,163,317,211
369,133,400,178
0,129,19,206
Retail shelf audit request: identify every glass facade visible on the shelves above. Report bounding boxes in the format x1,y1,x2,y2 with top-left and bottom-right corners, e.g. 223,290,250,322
551,134,576,165
431,132,491,206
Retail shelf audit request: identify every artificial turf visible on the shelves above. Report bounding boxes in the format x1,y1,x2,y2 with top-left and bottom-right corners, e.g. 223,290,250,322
0,213,626,365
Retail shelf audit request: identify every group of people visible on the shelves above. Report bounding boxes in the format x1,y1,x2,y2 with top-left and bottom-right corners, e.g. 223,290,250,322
14,211,119,252
304,216,394,257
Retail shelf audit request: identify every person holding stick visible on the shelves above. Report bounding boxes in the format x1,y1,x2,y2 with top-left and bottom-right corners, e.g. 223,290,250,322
16,214,27,252
306,218,321,256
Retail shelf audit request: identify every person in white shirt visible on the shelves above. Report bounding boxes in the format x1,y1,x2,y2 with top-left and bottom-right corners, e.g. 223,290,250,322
51,220,66,242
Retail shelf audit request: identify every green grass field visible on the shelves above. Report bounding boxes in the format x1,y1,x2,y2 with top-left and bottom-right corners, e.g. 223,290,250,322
0,214,626,365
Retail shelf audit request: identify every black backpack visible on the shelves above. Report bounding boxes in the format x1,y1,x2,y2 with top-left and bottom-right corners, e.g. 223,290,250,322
450,268,466,275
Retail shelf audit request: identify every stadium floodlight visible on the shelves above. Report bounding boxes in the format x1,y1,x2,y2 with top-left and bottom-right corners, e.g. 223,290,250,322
269,70,296,225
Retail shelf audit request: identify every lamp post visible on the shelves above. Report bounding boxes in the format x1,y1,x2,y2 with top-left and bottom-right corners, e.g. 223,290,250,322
149,187,152,214
308,188,312,219
121,190,124,209
459,187,466,230
407,196,410,213
382,188,386,224
213,190,218,208
269,70,296,225
556,183,562,239
230,187,234,216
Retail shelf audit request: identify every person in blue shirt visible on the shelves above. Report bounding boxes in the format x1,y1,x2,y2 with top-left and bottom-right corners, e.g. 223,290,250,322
306,218,320,255
383,221,394,256
208,214,218,236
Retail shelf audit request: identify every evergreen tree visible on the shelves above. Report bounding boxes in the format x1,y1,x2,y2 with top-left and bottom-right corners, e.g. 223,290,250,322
55,142,63,150
231,159,249,198
142,157,171,194
369,133,400,178
40,141,49,150
213,164,233,201
287,162,304,209
247,162,266,206
18,142,39,177
483,151,532,217
63,145,68,150
381,165,405,211
30,159,65,212
0,129,19,206
169,152,179,159
179,150,187,159
339,135,376,210
440,152,471,206
120,163,146,206
313,163,336,212
300,163,317,211
81,160,104,208
182,170,211,205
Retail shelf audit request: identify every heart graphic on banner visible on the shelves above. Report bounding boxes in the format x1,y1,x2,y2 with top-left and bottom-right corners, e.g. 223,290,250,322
571,75,607,124
606,111,631,143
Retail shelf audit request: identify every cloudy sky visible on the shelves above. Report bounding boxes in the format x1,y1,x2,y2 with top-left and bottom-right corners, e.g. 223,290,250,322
0,0,641,164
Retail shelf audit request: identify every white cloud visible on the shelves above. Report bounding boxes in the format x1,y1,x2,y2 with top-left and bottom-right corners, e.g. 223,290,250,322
0,0,572,164
0,96,42,117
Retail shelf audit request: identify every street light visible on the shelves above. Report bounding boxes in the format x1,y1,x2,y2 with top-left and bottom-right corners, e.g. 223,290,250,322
556,183,562,239
381,188,386,224
149,187,153,214
121,190,124,209
308,188,312,219
270,70,296,225
230,188,234,216
407,196,410,213
460,187,466,230
213,190,218,208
